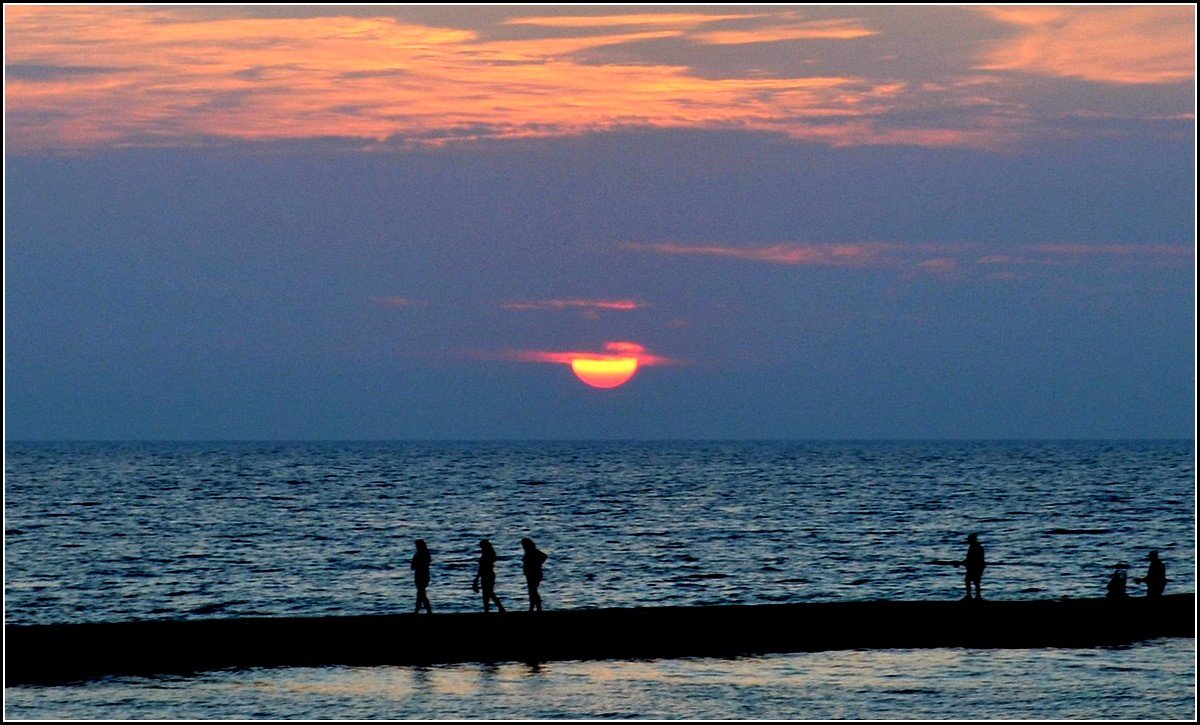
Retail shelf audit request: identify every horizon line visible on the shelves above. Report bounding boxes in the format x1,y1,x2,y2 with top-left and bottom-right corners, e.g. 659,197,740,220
6,437,1194,445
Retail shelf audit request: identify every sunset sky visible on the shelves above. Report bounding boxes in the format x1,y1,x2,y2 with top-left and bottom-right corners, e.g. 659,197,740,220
5,5,1195,439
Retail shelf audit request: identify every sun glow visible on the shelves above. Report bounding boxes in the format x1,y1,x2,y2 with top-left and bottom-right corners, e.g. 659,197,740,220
496,341,675,389
570,357,639,388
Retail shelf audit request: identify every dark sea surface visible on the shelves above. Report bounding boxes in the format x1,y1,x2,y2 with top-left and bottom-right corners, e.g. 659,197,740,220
4,440,1196,719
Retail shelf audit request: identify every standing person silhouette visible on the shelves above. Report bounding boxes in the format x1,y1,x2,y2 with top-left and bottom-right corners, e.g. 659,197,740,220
521,537,548,612
956,533,986,600
1134,550,1167,598
410,539,432,614
472,539,505,612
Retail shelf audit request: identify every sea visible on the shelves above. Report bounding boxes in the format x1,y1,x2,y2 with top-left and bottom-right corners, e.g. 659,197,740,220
4,440,1196,719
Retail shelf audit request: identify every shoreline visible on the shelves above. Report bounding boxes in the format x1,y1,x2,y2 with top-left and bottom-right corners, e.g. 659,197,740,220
7,593,1194,686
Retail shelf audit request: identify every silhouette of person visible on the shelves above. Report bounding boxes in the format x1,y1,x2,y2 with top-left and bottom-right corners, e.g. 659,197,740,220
410,539,432,614
1106,565,1127,599
521,537,548,612
955,533,986,600
1134,550,1167,598
472,539,505,612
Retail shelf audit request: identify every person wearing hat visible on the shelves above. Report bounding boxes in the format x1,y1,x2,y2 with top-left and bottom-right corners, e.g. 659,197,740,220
1134,550,1167,598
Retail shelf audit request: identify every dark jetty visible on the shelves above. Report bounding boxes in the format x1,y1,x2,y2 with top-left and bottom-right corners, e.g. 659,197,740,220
7,594,1193,685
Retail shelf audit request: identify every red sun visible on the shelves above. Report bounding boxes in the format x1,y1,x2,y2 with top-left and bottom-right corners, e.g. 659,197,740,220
570,357,639,388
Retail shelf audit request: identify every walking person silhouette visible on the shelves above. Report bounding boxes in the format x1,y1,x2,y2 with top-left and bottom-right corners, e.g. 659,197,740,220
956,533,986,600
472,539,506,612
521,537,548,612
411,539,432,614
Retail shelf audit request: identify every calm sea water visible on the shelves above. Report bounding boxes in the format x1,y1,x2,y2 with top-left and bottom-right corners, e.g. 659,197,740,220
4,440,1196,718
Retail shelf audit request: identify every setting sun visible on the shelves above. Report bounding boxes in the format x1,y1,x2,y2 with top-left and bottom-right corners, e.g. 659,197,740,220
496,341,675,389
570,357,639,388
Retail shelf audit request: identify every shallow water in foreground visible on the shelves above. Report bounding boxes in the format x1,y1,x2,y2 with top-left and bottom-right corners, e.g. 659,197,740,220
5,640,1195,720
5,440,1195,718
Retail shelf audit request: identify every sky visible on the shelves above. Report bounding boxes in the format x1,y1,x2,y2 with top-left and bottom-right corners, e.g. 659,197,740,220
4,4,1196,440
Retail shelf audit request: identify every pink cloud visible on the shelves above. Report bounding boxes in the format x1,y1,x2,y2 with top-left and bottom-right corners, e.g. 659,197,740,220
626,240,1192,279
6,7,1188,154
918,258,958,275
501,298,644,312
2,7,898,153
1,7,1024,153
976,245,1191,272
371,296,425,309
621,242,893,267
977,254,1029,265
976,6,1194,85
1027,244,1193,257
504,13,761,29
693,19,877,45
495,341,678,366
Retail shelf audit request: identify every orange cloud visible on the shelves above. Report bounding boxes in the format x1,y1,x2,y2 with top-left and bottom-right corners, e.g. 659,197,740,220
622,242,894,267
504,13,760,29
504,11,877,46
501,341,677,367
627,241,1193,279
2,6,996,153
976,6,1195,84
694,20,877,45
501,298,644,312
6,6,1189,153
